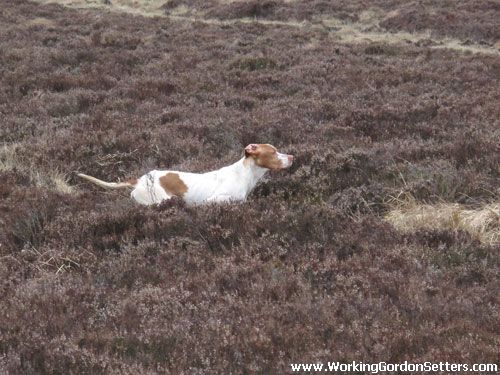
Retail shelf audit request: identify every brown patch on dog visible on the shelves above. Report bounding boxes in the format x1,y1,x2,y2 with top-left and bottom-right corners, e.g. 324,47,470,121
245,144,283,170
159,172,188,197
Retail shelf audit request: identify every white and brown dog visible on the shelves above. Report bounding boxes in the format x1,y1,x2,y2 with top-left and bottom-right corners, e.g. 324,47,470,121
78,144,293,205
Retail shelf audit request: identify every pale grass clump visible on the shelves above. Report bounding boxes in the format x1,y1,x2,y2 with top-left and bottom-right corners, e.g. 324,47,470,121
0,143,75,195
386,195,500,246
34,0,167,17
30,170,76,195
0,143,18,172
26,17,56,27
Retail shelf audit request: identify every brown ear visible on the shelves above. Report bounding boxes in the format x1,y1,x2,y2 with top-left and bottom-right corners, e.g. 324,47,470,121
245,144,259,157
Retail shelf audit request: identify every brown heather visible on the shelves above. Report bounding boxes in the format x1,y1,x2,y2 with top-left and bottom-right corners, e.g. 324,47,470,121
0,0,499,373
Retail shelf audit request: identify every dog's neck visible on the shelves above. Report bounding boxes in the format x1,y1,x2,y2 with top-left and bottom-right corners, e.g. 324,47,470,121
224,156,268,196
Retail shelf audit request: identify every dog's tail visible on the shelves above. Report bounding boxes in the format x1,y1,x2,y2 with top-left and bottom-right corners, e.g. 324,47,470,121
77,173,137,190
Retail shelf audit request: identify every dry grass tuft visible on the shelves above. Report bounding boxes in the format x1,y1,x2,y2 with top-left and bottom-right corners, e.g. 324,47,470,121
31,170,76,195
386,196,500,246
0,144,76,195
320,10,499,56
26,17,56,27
0,143,18,172
34,0,167,17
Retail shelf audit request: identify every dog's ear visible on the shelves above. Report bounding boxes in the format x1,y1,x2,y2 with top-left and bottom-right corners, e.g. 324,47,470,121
245,144,259,157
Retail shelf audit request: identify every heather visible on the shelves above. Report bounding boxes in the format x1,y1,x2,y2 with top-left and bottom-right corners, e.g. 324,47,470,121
0,0,499,373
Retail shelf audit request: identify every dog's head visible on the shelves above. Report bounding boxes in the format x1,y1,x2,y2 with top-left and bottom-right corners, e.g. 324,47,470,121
244,144,294,170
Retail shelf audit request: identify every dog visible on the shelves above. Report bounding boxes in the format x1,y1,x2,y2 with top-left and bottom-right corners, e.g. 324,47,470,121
78,143,293,205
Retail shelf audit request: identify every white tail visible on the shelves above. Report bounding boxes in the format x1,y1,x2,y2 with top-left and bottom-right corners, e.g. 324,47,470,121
77,173,136,189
